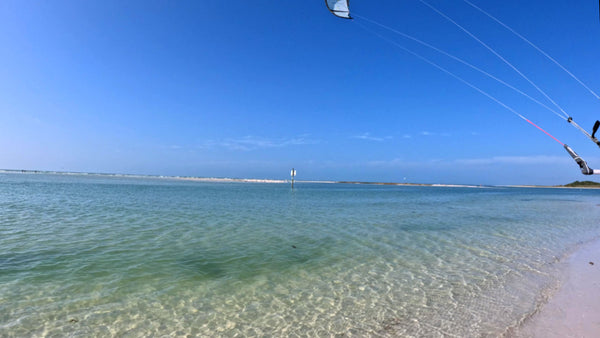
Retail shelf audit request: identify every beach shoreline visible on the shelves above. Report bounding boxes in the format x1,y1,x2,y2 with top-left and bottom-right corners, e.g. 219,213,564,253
512,238,600,337
2,169,600,189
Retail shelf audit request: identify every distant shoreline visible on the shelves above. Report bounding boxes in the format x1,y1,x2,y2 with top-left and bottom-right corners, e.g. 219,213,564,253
1,169,598,189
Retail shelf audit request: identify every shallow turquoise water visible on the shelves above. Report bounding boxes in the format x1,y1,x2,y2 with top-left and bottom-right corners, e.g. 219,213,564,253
1,173,599,336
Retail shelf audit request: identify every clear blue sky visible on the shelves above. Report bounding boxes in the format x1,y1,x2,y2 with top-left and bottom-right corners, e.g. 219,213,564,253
1,0,599,185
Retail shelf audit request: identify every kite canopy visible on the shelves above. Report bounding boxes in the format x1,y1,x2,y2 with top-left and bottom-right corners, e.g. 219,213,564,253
325,0,351,19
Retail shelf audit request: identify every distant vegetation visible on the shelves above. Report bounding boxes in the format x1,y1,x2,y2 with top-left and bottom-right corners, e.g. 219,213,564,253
563,181,600,188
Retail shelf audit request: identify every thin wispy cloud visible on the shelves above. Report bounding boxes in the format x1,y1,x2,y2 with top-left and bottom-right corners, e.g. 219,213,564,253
366,155,570,168
417,131,451,137
162,145,182,150
352,132,389,142
454,155,568,166
199,135,319,151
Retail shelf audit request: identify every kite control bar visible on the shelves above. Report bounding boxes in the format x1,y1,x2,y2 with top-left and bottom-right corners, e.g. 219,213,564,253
564,144,600,175
592,120,600,140
567,117,600,148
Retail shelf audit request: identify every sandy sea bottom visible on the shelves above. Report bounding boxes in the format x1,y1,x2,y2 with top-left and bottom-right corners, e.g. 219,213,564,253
1,173,600,336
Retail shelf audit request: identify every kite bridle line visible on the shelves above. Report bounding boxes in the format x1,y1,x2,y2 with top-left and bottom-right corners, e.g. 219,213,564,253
354,5,600,150
353,20,566,148
352,13,565,121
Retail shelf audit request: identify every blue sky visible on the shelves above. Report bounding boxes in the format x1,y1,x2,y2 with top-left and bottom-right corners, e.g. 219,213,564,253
1,0,599,185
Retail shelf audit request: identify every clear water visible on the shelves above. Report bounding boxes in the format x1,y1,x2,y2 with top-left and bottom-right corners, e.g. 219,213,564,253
1,173,599,337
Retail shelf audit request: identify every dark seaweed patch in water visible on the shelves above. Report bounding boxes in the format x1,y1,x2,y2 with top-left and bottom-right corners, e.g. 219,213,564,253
0,250,64,274
178,257,228,279
177,240,336,281
379,317,402,335
0,254,33,271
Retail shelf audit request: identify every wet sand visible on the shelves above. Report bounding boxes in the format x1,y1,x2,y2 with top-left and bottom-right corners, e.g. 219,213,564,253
516,239,600,337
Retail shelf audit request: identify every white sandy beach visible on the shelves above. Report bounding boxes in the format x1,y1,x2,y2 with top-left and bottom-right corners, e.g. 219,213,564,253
515,239,600,337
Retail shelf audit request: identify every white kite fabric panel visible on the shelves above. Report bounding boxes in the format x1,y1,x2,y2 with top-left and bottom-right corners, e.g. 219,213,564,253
325,0,351,19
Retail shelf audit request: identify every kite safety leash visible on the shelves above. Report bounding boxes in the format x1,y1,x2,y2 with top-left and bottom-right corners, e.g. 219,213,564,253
521,118,564,146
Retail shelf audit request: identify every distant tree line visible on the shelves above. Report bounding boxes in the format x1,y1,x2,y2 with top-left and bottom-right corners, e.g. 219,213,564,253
563,181,600,187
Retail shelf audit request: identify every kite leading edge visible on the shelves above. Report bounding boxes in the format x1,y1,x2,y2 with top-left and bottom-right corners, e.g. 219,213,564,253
325,0,352,19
